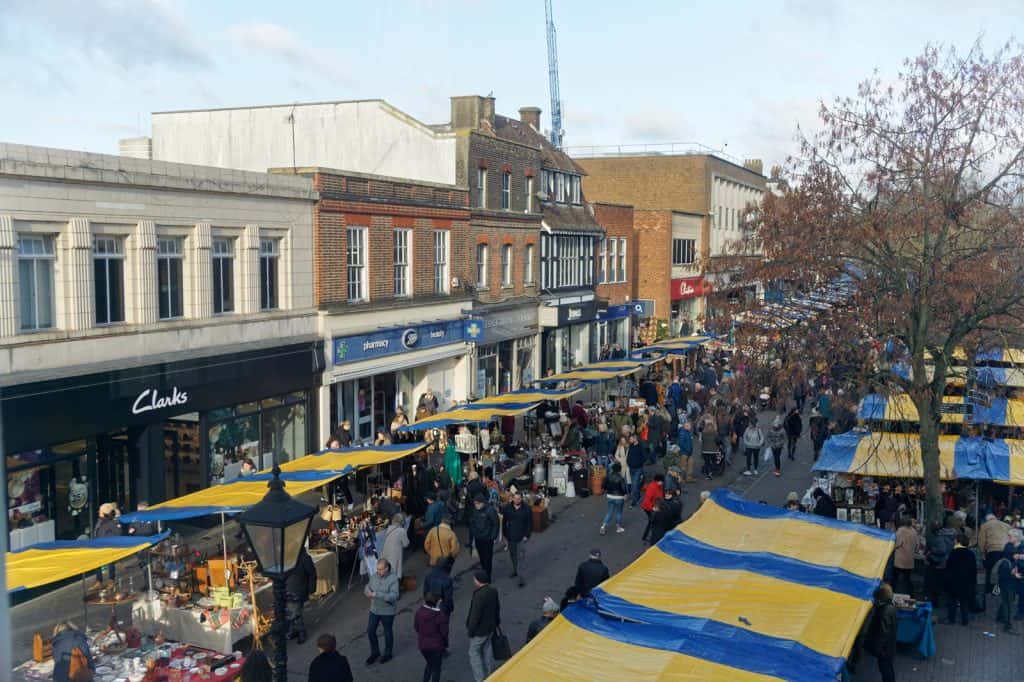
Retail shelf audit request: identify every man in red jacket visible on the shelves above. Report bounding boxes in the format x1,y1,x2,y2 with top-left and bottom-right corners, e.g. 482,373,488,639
640,473,665,544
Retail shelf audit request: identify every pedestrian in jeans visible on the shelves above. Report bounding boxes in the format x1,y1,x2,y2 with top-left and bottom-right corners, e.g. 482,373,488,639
364,558,399,665
468,495,499,581
865,582,897,682
742,418,764,476
766,416,786,477
600,462,628,535
414,592,449,682
626,434,646,507
466,570,500,682
501,492,532,587
994,543,1019,633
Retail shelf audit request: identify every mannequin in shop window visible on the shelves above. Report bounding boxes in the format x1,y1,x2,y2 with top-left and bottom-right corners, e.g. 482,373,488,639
418,388,440,418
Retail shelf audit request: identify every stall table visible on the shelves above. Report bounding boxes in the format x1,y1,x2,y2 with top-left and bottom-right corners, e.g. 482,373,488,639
131,598,252,655
896,602,936,659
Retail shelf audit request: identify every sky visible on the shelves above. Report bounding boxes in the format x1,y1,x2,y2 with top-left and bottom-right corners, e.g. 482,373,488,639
1,0,1022,170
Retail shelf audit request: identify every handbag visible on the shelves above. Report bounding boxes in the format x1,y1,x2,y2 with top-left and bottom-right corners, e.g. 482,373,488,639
69,647,94,682
491,625,512,660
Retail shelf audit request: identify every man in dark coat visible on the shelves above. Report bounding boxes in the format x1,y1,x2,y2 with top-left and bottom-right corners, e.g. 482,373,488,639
468,495,499,581
466,571,500,682
865,583,897,682
812,488,837,519
285,547,317,644
423,556,456,618
639,378,659,407
944,534,976,625
783,408,803,460
574,548,610,597
501,492,532,586
308,633,353,682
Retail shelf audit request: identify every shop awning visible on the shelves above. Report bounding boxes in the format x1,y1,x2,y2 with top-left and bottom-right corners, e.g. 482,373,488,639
816,430,1024,483
119,472,338,523
279,443,428,475
639,335,713,353
860,393,1024,426
398,405,540,431
7,531,170,592
470,387,584,405
489,489,892,682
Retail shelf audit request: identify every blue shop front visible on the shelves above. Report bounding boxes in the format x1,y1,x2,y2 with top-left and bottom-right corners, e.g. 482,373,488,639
592,302,632,360
321,316,474,445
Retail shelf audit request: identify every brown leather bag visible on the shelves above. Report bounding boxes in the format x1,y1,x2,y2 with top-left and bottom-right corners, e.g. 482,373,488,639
69,647,94,682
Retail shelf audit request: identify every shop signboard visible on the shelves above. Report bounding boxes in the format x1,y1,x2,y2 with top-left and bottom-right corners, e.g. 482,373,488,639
596,303,631,321
556,300,598,326
671,276,707,300
631,299,655,318
333,319,470,366
475,306,538,343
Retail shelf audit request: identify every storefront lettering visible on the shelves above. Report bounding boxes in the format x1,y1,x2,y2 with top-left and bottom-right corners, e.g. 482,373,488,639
566,308,582,321
364,339,390,351
131,386,190,415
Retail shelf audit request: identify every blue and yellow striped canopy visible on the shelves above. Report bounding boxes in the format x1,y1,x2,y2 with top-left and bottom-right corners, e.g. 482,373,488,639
8,532,169,592
859,393,1024,427
490,489,892,682
399,387,586,431
817,430,1024,484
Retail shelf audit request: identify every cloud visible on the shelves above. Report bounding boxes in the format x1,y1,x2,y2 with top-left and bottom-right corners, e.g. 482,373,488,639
783,0,842,26
228,22,350,85
4,0,210,71
735,97,823,169
623,108,690,142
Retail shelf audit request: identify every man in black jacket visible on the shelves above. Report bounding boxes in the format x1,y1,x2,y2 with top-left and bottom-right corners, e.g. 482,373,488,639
502,492,532,587
574,549,610,597
285,547,317,644
783,407,803,460
468,495,499,581
423,556,456,617
308,633,353,682
466,571,500,682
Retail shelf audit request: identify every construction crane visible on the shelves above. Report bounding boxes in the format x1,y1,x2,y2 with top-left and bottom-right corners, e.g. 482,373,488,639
544,0,564,148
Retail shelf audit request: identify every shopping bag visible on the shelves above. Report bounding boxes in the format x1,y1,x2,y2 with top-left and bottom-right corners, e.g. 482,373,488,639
762,447,773,463
491,626,512,660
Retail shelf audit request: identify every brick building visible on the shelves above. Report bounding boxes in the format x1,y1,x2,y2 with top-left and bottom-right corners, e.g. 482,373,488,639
593,202,634,352
279,167,474,442
448,96,543,395
578,152,765,334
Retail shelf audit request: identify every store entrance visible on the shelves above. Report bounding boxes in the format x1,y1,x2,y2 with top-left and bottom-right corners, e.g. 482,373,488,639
162,414,201,499
374,373,397,435
95,429,136,514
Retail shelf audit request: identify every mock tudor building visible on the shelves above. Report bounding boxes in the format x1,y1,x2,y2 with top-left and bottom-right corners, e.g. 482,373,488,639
0,143,321,549
578,152,766,334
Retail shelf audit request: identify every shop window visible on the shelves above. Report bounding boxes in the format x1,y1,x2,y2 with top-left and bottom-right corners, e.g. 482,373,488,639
212,238,235,314
477,344,498,398
7,442,90,547
260,238,279,310
208,413,260,486
346,227,367,302
516,340,535,387
17,235,55,331
157,238,184,320
94,237,125,325
262,401,306,464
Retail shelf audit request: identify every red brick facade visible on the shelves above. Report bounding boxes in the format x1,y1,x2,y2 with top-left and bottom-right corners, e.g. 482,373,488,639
311,171,471,308
593,202,635,305
633,209,673,322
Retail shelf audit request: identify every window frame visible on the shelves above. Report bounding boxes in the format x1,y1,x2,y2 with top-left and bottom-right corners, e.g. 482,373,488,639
17,235,56,332
93,236,126,325
157,237,185,320
476,167,487,208
346,226,368,303
597,238,607,284
393,229,412,298
526,176,534,213
672,238,696,266
476,242,489,289
501,171,511,210
433,230,450,294
259,237,280,311
555,173,566,203
211,237,235,314
618,237,627,283
501,244,513,287
524,243,535,284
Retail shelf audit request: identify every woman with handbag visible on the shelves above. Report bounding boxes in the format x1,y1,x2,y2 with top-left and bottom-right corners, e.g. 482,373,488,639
52,622,94,682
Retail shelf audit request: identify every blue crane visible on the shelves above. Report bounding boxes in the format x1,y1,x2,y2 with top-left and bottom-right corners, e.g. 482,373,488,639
545,0,564,148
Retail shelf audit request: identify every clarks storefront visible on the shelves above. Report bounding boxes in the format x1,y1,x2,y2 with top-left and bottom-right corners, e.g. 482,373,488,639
2,340,323,549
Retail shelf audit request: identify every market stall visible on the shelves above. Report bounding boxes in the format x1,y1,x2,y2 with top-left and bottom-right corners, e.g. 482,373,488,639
489,489,894,681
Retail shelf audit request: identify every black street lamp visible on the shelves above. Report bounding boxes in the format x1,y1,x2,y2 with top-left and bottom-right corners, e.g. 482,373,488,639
237,466,317,682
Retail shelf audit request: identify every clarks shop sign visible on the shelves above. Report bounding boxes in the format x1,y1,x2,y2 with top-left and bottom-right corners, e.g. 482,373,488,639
132,387,189,415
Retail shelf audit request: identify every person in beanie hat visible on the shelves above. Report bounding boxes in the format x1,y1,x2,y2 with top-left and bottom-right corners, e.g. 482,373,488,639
574,549,610,597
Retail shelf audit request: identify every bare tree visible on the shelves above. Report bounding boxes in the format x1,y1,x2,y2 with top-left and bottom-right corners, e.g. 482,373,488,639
716,40,1024,525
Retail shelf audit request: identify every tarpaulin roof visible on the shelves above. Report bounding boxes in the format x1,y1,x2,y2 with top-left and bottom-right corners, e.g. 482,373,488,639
892,362,1024,387
816,430,1024,484
489,489,892,682
279,443,428,474
860,393,1024,426
398,386,586,432
8,532,169,592
639,335,713,353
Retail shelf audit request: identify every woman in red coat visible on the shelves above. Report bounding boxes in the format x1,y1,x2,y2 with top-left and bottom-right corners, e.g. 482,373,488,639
640,473,665,544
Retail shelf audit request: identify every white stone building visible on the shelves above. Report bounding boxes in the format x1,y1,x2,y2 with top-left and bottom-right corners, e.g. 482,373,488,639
0,143,322,548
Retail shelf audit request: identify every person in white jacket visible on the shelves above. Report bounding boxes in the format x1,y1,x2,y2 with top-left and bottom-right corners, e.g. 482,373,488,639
380,514,410,579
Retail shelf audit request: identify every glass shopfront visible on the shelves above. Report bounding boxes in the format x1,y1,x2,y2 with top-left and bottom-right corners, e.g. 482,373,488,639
3,342,322,548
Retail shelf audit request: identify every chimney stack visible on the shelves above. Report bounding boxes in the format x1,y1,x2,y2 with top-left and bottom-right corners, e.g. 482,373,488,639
743,158,764,175
519,107,542,131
